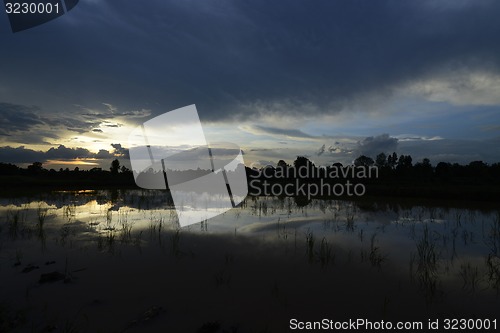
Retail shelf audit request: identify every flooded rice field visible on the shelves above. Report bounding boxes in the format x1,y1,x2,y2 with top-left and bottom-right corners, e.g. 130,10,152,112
1,190,499,332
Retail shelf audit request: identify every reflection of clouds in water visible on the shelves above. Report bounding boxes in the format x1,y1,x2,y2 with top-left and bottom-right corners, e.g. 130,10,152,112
1,191,498,271
238,216,325,233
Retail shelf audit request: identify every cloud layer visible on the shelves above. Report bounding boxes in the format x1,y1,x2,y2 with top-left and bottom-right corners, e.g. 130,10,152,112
2,0,500,121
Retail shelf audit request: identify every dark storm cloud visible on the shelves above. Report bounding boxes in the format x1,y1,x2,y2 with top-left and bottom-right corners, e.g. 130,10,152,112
0,101,143,141
0,102,100,139
248,125,315,139
0,146,46,163
0,145,95,163
355,134,399,156
0,103,45,134
0,144,128,164
79,104,151,120
3,0,500,122
110,143,129,158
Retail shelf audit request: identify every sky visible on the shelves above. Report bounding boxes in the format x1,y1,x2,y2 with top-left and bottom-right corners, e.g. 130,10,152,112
1,0,500,170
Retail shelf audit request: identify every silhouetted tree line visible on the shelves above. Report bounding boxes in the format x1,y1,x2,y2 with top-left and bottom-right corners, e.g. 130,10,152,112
1,154,499,200
244,153,500,201
353,152,500,184
244,153,500,184
0,159,135,189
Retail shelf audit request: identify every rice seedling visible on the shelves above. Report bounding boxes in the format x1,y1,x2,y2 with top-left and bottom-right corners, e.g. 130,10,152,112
133,231,143,253
59,225,71,247
277,218,290,240
416,225,438,271
317,237,334,268
345,209,355,232
486,254,500,292
368,233,386,267
63,204,76,223
305,230,315,263
6,207,29,239
105,207,112,225
98,230,116,253
118,211,133,243
458,262,479,293
200,219,208,232
485,212,500,256
455,210,463,228
428,207,436,223
171,229,181,257
36,205,48,229
119,222,133,244
413,224,440,303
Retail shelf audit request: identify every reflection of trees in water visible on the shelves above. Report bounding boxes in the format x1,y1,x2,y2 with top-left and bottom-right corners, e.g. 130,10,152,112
1,189,174,211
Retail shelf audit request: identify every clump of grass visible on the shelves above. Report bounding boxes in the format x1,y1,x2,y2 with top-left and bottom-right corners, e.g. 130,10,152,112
486,254,500,292
97,230,116,253
459,262,479,293
412,224,440,303
36,206,48,242
369,233,386,267
486,212,500,256
36,206,47,229
63,204,76,223
59,225,71,247
200,219,208,232
317,237,334,268
416,225,437,271
345,208,356,232
106,231,116,252
120,224,132,242
7,208,28,239
119,219,133,244
148,215,163,240
171,229,181,257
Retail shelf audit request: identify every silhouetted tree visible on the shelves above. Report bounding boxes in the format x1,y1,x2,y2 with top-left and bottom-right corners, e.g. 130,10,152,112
387,152,398,169
110,159,120,174
354,155,374,167
375,153,387,167
293,156,313,169
435,162,451,181
277,160,288,169
414,158,433,180
0,163,19,175
397,155,412,169
27,162,43,174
